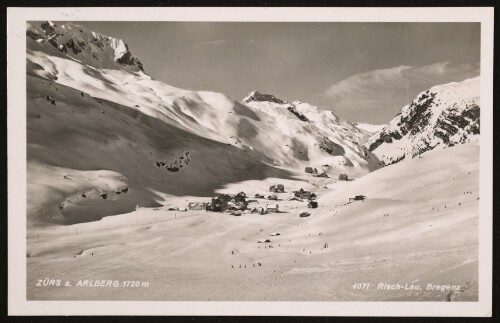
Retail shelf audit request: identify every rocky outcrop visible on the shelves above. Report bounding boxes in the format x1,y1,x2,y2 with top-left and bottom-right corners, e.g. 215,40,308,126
242,91,286,104
27,21,145,72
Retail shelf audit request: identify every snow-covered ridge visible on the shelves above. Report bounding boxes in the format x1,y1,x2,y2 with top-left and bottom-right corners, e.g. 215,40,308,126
365,77,480,165
26,21,144,72
241,94,381,172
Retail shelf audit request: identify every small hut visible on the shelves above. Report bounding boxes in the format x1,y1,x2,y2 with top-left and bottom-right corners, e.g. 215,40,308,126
299,212,310,218
308,201,318,209
349,195,366,202
269,184,285,193
294,189,317,200
305,167,313,173
308,193,317,200
339,173,349,181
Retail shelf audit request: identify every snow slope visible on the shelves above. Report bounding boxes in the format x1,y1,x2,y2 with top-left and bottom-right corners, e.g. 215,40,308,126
27,143,479,301
365,77,480,165
26,21,378,225
354,122,386,134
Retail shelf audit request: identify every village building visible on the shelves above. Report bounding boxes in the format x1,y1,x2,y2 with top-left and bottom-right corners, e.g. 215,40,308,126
269,184,285,193
187,202,207,210
308,201,318,208
207,192,248,212
339,173,349,181
349,195,366,202
299,212,310,217
294,188,317,200
266,204,279,213
250,207,266,214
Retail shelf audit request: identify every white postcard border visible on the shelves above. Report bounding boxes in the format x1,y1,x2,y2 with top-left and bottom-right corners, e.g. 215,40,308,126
7,6,494,317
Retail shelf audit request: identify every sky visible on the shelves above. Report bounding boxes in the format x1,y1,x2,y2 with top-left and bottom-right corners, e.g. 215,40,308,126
62,22,480,124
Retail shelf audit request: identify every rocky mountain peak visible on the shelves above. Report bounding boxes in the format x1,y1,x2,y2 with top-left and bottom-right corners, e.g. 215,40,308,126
242,91,286,104
27,21,145,72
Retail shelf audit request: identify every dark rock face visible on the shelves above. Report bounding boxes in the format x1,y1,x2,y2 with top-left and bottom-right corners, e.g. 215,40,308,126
65,39,83,55
156,151,191,172
243,91,285,104
317,137,345,156
367,91,436,152
434,103,480,146
115,49,132,65
40,21,56,35
287,106,309,122
365,78,480,165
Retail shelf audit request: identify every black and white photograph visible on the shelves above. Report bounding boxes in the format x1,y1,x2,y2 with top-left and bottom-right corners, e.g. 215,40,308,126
7,6,493,316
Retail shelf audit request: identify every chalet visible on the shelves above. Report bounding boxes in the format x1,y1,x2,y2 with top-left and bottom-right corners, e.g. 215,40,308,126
269,184,285,193
294,188,317,200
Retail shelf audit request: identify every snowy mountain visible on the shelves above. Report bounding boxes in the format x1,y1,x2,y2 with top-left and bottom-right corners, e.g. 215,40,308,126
365,77,480,165
240,91,380,171
27,21,144,72
26,21,379,225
